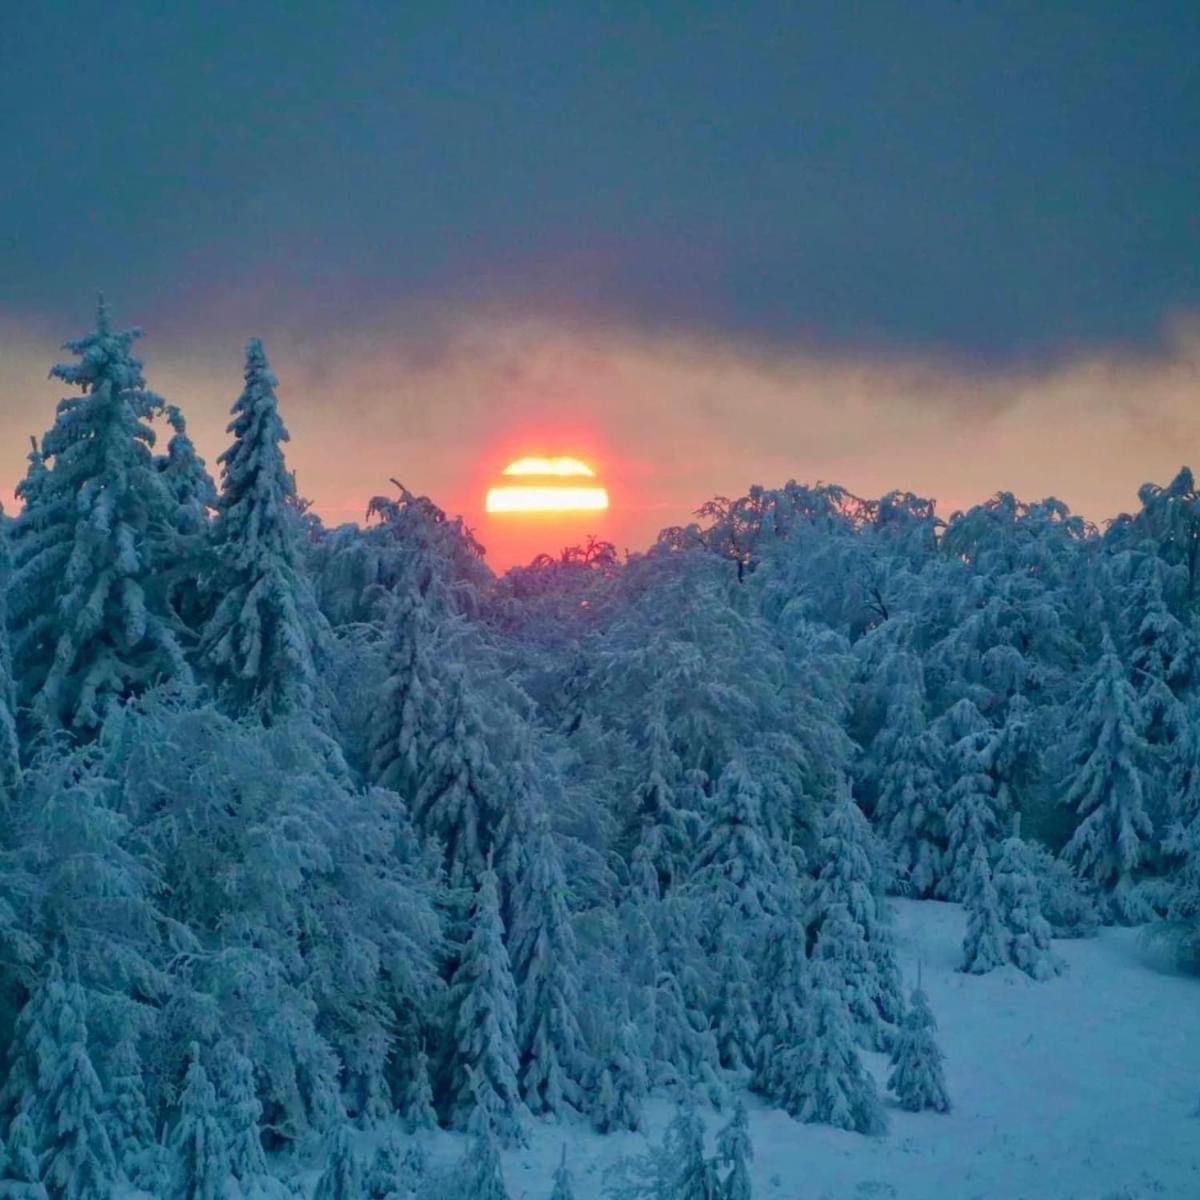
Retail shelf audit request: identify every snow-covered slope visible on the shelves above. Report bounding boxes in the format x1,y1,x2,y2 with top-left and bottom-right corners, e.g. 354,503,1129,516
466,899,1200,1200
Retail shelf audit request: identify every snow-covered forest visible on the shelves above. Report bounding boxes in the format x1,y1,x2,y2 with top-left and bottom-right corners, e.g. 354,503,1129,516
2,304,1198,1200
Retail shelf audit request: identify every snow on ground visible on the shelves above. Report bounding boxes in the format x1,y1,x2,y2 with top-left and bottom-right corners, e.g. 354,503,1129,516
462,899,1200,1200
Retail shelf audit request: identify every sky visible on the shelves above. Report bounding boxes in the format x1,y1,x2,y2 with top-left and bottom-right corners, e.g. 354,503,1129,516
2,3,1198,568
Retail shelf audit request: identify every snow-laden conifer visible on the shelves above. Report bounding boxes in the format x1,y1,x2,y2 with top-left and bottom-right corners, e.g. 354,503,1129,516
200,338,329,722
994,833,1063,980
691,759,781,924
960,845,1007,975
168,1046,234,1200
1,1108,48,1199
548,1146,577,1200
1060,630,1154,922
0,519,20,803
938,729,1001,903
751,913,809,1103
508,812,589,1115
590,1007,647,1133
811,782,903,1047
105,1036,162,1192
870,667,946,897
715,1100,753,1200
780,961,887,1136
712,949,759,1075
155,403,217,633
887,985,950,1113
605,1099,720,1200
448,1078,510,1200
314,1125,363,1200
8,301,188,737
443,859,527,1145
39,983,117,1200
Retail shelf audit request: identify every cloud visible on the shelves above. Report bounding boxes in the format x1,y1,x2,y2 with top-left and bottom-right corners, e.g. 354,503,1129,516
2,306,1199,567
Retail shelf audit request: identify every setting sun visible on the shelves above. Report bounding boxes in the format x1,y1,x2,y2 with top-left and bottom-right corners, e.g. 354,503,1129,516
486,456,610,514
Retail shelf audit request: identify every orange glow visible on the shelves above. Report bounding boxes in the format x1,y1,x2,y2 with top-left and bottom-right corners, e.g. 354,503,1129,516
486,455,610,515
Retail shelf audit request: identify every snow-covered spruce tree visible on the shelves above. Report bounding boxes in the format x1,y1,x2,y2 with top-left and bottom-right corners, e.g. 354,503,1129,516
0,965,67,1130
0,516,20,804
868,664,947,897
779,959,887,1136
155,403,217,635
751,909,809,1103
214,1041,290,1200
508,812,589,1115
314,1125,363,1200
367,587,445,800
960,844,1007,975
168,1046,234,1200
590,1006,647,1134
993,832,1063,980
938,728,1002,903
605,1099,720,1200
810,782,903,1048
368,1128,425,1200
690,759,783,926
2,1108,48,1199
8,301,189,739
549,1146,577,1200
410,663,505,889
448,1077,510,1200
716,1100,753,1200
1060,631,1155,923
442,858,527,1145
1024,842,1100,939
199,338,329,723
105,1035,164,1193
887,984,950,1113
712,948,759,1076
39,982,118,1200
1160,813,1200,970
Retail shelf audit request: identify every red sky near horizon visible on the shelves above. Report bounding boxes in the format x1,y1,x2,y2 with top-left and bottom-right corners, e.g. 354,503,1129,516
2,310,1200,575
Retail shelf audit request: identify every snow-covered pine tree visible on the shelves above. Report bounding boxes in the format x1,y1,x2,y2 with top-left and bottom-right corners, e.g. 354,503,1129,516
508,812,589,1116
691,759,782,925
448,1079,510,1200
8,301,189,738
887,984,950,1113
105,1035,162,1192
1060,631,1155,923
960,844,1007,975
811,782,903,1048
155,403,217,635
1162,813,1200,969
715,1100,753,1200
1,1108,48,1199
939,728,1002,903
314,1125,363,1200
410,663,504,889
779,959,887,1136
712,948,759,1075
398,1043,438,1133
606,1099,721,1200
869,666,946,897
548,1146,577,1200
367,588,444,800
168,1045,234,1200
39,982,118,1200
993,832,1063,980
751,912,809,1103
367,1128,425,1200
214,1041,290,1200
442,859,527,1145
590,1006,647,1133
0,966,66,1130
199,338,329,723
0,516,20,803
